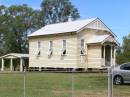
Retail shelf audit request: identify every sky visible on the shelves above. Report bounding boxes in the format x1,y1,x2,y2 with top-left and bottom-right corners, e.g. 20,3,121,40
0,0,130,44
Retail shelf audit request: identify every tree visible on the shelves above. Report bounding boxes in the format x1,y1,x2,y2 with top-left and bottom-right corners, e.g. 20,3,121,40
0,5,8,55
0,5,42,56
116,34,130,64
41,0,80,25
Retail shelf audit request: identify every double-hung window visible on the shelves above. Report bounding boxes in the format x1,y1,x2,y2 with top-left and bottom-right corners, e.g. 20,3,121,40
101,46,104,58
61,40,66,55
37,41,41,56
80,39,85,55
48,41,53,56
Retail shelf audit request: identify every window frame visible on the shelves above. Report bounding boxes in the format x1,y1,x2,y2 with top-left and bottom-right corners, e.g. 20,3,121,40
48,41,53,56
101,46,104,58
38,41,41,49
63,40,66,49
80,39,85,55
61,40,66,55
81,39,84,49
49,41,53,51
36,41,41,57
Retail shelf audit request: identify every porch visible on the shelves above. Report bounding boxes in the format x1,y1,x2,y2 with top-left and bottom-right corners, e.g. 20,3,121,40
87,35,119,68
101,44,116,67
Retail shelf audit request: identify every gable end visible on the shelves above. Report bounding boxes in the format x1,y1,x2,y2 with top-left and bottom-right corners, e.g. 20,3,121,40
77,18,116,37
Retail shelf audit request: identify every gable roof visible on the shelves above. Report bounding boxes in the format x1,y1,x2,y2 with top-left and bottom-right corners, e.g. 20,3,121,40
87,35,119,45
28,17,116,37
87,35,109,44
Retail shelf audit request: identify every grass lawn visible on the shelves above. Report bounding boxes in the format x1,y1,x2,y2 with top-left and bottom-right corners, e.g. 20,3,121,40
0,72,130,97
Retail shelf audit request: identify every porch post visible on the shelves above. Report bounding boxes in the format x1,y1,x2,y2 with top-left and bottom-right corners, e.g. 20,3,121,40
104,45,105,66
110,45,113,66
10,58,13,71
85,44,88,70
1,58,4,71
20,58,23,72
114,46,116,65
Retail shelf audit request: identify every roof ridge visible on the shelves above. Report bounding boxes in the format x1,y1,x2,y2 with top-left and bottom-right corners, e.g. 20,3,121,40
45,17,97,26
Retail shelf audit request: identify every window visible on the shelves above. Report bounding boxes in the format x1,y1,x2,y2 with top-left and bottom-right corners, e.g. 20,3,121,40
81,39,84,48
63,40,66,49
49,41,53,51
48,41,53,56
80,39,85,55
36,41,41,57
120,63,130,70
38,41,41,49
102,46,104,58
61,40,66,55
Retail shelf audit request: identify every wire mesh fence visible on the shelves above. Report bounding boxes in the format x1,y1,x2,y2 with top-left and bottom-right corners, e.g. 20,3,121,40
0,70,130,97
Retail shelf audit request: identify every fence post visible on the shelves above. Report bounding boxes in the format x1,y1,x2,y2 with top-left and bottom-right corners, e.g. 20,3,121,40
72,68,75,97
108,67,113,97
24,67,26,97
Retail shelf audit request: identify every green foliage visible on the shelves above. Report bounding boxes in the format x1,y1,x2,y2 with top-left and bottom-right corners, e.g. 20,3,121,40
116,52,127,64
41,0,80,24
116,34,130,64
0,5,42,56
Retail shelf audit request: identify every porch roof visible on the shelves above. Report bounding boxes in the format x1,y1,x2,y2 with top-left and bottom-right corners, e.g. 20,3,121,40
87,35,119,45
0,53,29,59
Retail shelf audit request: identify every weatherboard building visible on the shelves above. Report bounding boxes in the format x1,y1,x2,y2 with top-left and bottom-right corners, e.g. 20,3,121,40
28,17,118,70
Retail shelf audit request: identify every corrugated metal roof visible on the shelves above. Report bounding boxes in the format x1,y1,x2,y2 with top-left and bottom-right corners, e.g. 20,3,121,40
87,35,110,44
28,17,97,37
87,35,119,45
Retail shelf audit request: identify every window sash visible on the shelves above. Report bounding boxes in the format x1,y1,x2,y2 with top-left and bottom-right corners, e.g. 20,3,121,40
63,40,66,49
38,41,41,49
49,41,53,51
81,39,84,49
80,47,85,55
102,46,104,58
61,40,66,55
80,39,85,55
